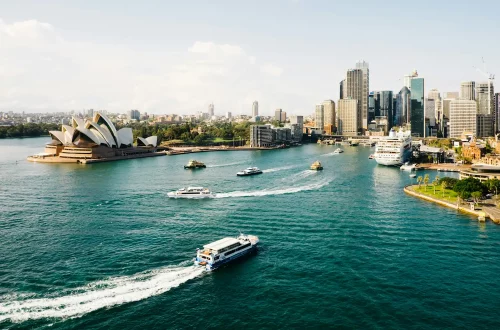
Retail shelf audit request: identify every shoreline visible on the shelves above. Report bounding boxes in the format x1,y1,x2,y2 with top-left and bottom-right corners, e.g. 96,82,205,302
165,145,297,155
404,185,500,224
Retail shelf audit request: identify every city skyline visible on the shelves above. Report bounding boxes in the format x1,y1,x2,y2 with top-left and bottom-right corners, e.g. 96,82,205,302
1,1,499,115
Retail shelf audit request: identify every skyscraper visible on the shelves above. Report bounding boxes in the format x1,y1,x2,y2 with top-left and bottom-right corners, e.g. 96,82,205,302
280,111,287,122
368,92,376,122
208,103,214,117
337,99,358,136
476,82,495,115
460,81,475,100
315,104,324,131
404,70,418,89
449,100,477,138
252,101,259,117
339,79,345,100
322,100,336,129
346,68,363,133
355,60,369,130
275,109,282,121
477,114,494,137
410,78,425,137
428,89,441,101
379,91,393,128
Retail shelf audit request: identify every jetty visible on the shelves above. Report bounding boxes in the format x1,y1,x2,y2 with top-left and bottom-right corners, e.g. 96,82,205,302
404,185,500,224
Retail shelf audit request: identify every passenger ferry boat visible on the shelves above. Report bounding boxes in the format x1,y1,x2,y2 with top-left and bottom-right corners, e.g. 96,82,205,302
195,234,259,271
310,160,323,170
237,167,263,176
167,187,215,198
333,148,344,154
373,129,412,166
184,160,206,169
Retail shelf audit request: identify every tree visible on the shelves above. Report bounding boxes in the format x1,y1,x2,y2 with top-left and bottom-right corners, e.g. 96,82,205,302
441,181,447,198
433,178,439,194
471,191,482,206
438,177,458,190
417,176,423,188
453,177,487,196
424,174,430,191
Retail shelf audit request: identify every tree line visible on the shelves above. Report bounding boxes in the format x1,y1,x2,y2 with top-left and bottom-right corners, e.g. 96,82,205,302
0,123,60,138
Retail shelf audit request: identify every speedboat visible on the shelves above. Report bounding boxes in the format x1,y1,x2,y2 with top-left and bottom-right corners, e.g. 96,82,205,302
400,162,417,171
195,234,259,271
333,148,344,154
310,160,323,170
167,187,215,198
409,173,416,178
369,154,375,159
237,167,263,176
184,160,206,169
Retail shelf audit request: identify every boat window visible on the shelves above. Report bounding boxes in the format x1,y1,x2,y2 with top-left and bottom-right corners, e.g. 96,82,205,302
224,243,251,256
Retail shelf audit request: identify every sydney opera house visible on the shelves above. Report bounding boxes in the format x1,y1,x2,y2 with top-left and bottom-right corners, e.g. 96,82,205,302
28,112,160,163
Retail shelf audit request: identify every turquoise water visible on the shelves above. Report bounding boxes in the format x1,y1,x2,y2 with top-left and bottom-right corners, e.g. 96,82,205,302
1,137,499,329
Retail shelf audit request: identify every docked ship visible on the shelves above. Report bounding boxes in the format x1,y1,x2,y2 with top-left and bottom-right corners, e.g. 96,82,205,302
373,129,412,166
167,187,215,198
184,160,206,169
237,167,263,176
310,160,323,170
195,234,259,271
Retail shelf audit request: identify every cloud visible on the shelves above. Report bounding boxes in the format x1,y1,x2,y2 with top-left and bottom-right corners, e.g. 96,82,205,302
0,19,307,115
260,64,284,77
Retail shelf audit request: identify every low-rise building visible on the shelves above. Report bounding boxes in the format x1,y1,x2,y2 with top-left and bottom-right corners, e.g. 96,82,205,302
460,164,500,182
462,140,485,161
250,125,273,147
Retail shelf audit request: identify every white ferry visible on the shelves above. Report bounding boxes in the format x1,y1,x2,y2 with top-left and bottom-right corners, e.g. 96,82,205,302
167,187,215,199
333,148,344,154
195,234,259,271
400,162,417,171
237,167,263,176
374,129,412,166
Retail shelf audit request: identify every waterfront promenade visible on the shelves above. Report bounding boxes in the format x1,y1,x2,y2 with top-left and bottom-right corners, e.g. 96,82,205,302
404,184,500,224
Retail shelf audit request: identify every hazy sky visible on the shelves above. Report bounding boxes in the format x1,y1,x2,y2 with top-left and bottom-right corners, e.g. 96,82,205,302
1,0,499,116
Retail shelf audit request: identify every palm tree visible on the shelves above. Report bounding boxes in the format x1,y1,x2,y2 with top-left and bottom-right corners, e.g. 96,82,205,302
424,174,430,191
433,178,439,194
417,176,423,189
471,191,482,206
441,181,448,198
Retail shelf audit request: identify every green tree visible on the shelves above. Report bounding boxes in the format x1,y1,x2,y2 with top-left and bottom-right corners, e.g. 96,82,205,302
417,176,423,189
423,174,430,191
433,175,440,194
471,191,482,206
453,177,487,196
441,181,447,198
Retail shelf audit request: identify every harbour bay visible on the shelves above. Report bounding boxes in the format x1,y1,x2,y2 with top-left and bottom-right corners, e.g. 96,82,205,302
1,137,499,329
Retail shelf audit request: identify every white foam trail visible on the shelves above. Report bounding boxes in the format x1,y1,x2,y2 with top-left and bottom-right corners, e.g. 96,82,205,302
285,170,317,182
0,264,205,323
262,165,298,173
320,152,341,157
215,180,331,198
207,162,244,168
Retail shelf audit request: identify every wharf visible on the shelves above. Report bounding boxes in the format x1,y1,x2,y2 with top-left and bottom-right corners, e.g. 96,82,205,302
404,185,500,224
416,163,471,172
166,146,287,155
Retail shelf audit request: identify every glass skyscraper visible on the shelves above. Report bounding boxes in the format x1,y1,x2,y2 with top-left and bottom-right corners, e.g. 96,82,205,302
379,91,393,128
395,87,410,127
410,78,425,137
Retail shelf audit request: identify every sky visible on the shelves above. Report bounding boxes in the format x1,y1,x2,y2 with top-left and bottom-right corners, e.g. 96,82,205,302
1,0,499,116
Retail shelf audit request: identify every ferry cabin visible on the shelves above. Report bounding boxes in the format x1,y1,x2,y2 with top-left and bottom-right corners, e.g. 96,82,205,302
197,237,253,270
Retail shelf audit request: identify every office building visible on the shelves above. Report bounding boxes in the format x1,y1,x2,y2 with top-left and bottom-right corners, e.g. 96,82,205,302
275,109,283,121
460,81,475,100
315,104,324,131
404,70,418,89
445,92,459,99
476,82,495,115
368,92,377,122
208,103,214,117
477,114,494,137
250,125,273,147
252,101,259,117
346,69,363,132
339,79,346,100
337,99,358,136
226,112,232,119
322,100,336,128
425,98,436,125
127,109,140,120
449,100,477,138
280,111,287,122
496,93,500,129
428,89,441,101
355,60,369,130
289,116,304,141
379,91,393,128
410,78,425,137
395,87,410,126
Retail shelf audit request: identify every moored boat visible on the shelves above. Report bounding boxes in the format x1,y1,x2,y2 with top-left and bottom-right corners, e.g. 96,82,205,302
195,234,259,271
184,160,206,169
310,160,323,170
400,162,417,171
237,167,263,176
167,187,215,198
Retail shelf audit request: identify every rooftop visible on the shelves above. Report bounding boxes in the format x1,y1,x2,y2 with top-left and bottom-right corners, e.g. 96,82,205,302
203,237,240,251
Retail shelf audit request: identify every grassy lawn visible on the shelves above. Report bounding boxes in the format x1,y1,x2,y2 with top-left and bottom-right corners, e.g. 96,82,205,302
414,185,458,204
212,138,237,143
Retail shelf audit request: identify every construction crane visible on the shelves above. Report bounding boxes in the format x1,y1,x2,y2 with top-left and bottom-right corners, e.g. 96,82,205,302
473,57,495,118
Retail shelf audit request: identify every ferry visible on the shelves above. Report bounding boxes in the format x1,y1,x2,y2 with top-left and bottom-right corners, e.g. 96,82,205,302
237,167,263,176
369,154,375,159
373,129,412,166
184,160,206,169
400,162,417,171
167,187,215,198
310,160,323,170
195,234,259,271
333,148,344,154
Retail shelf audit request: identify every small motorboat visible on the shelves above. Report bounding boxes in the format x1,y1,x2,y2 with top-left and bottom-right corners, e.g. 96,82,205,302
184,160,206,169
310,161,323,170
369,154,375,159
333,148,344,154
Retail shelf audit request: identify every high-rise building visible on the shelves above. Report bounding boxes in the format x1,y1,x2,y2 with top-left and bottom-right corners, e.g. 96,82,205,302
127,109,140,120
449,100,477,138
410,78,425,137
322,100,336,128
346,69,363,133
496,93,500,130
315,104,324,131
252,101,259,117
250,125,273,147
289,116,304,141
226,112,232,119
275,109,282,121
280,111,287,122
379,91,393,128
208,103,214,117
355,61,369,130
460,81,475,100
368,92,376,122
476,82,495,115
404,70,418,89
425,98,436,126
339,79,345,100
428,89,441,101
337,99,358,136
395,87,411,126
477,114,494,137
445,92,459,99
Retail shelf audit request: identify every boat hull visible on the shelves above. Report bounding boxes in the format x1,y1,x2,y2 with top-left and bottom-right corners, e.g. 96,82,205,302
237,171,263,176
195,245,257,271
167,193,216,199
184,165,206,169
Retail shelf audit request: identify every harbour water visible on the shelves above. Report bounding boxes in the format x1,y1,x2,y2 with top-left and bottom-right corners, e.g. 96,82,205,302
1,137,500,329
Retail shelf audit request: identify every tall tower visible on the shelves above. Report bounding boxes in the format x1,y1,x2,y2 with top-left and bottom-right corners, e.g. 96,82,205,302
322,100,336,131
460,81,476,100
315,104,324,131
339,79,346,100
252,101,259,117
476,82,495,114
346,69,363,133
208,103,214,117
355,60,369,130
410,78,425,137
395,87,411,126
449,100,477,138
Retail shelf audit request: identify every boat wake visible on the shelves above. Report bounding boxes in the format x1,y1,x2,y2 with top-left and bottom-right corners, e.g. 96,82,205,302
320,151,341,157
285,170,317,182
262,165,298,173
207,162,244,168
0,264,205,323
215,179,331,198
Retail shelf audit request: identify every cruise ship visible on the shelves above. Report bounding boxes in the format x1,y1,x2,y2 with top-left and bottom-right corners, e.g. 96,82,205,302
195,234,259,271
373,129,412,166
